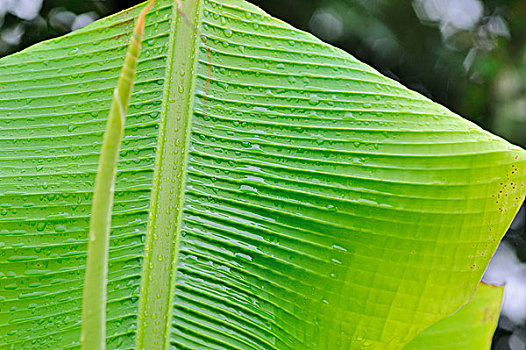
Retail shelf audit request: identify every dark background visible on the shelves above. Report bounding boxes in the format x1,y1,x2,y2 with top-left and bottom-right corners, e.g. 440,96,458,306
1,0,525,348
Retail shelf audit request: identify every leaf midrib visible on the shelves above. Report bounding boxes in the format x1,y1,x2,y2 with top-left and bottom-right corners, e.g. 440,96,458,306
134,1,205,349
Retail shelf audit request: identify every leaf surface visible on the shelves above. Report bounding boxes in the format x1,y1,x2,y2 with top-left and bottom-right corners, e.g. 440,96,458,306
405,283,503,350
0,0,524,349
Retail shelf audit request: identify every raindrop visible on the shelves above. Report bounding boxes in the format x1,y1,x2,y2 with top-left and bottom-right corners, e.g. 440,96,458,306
309,94,319,106
240,185,258,194
54,224,67,233
36,221,47,232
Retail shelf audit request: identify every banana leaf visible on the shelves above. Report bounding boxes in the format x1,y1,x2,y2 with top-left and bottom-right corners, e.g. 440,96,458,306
0,0,524,349
405,283,503,350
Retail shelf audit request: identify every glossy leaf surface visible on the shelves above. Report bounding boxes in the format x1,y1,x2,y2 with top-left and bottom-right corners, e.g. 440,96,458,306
0,0,524,349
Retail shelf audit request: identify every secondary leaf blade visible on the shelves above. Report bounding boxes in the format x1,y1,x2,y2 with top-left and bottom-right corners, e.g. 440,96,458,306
405,283,503,350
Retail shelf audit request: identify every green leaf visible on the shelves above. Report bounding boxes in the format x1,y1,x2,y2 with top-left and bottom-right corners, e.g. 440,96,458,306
0,0,524,349
405,283,503,350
